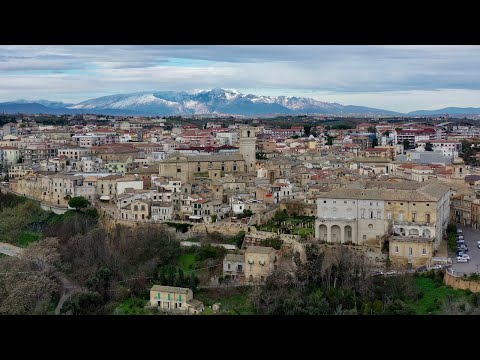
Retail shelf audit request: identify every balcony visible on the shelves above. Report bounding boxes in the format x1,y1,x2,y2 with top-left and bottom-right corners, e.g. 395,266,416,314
393,221,433,227
316,217,356,222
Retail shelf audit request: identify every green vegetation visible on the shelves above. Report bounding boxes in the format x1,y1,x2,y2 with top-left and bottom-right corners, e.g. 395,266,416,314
446,223,458,252
113,297,150,315
195,287,254,315
230,231,245,248
258,212,315,239
17,230,41,246
412,275,470,314
178,253,196,272
68,196,90,210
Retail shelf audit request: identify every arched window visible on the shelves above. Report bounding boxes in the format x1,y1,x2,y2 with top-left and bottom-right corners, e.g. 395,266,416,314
247,130,251,138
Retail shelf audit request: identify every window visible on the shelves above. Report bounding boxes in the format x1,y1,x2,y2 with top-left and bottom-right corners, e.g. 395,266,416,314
233,165,237,171
179,295,182,302
237,265,242,271
228,263,231,270
177,168,181,173
425,213,430,223
412,213,416,222
387,212,392,220
422,248,427,255
168,293,171,300
141,205,145,211
408,247,413,256
362,235,366,240
344,201,347,204
333,201,336,204
324,200,327,203
157,293,161,299
134,205,138,211
394,246,399,253
370,202,372,206
426,204,430,207
197,167,201,172
400,203,403,205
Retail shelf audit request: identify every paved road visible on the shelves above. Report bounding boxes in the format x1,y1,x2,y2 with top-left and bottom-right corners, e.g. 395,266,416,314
451,225,480,275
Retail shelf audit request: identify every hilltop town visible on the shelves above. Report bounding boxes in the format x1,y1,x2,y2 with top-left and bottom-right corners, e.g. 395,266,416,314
1,113,480,315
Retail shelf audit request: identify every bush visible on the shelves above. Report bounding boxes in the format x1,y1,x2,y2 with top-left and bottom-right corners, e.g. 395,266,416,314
85,208,99,218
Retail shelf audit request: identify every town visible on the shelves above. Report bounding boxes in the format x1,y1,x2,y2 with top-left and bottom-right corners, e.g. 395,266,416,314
1,113,480,315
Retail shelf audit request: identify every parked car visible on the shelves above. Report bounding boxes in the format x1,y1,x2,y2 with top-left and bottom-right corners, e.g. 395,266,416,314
384,270,397,276
458,254,470,260
457,235,464,240
457,256,469,263
457,229,463,234
429,264,442,270
457,251,468,257
458,245,468,252
477,240,480,246
372,271,384,276
478,244,480,249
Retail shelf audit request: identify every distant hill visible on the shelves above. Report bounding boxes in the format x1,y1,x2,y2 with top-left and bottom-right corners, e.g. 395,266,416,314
408,107,480,116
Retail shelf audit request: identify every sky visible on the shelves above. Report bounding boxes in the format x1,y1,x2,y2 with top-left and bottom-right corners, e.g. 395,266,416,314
0,45,479,112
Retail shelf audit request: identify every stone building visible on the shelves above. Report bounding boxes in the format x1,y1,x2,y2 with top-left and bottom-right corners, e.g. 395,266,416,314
245,246,278,283
159,153,246,183
149,285,204,314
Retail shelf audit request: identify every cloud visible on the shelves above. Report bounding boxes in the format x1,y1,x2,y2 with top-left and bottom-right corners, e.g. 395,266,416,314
1,45,480,111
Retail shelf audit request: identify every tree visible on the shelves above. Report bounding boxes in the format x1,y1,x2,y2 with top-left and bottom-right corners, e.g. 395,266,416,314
425,142,433,151
372,138,379,148
402,140,410,150
68,196,90,210
211,214,218,223
367,126,377,134
304,125,312,136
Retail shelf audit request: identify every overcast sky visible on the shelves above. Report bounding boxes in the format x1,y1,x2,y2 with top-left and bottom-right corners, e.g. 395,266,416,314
0,45,479,112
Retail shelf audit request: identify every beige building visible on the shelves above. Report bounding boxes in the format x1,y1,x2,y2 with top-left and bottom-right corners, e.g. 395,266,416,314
245,246,278,283
389,237,434,268
159,153,246,183
315,181,451,268
120,199,150,221
149,285,204,314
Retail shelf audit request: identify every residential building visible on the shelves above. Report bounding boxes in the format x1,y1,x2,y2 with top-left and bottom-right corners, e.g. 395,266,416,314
149,285,204,314
245,246,278,283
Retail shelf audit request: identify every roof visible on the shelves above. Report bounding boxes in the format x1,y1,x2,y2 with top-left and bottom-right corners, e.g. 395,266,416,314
319,180,450,202
245,246,276,254
150,285,191,294
224,254,245,263
186,299,204,309
163,152,244,163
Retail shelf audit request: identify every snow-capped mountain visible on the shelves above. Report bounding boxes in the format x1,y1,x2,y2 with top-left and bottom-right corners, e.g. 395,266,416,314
0,89,402,116
67,88,400,116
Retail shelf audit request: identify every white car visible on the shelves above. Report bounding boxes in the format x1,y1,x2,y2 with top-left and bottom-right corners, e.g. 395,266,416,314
457,256,469,263
429,265,442,270
458,254,470,260
457,229,463,234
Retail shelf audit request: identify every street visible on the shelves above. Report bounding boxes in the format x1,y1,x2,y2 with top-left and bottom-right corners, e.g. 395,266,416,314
450,225,480,275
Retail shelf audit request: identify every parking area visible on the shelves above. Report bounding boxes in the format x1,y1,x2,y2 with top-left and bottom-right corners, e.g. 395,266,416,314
451,225,480,275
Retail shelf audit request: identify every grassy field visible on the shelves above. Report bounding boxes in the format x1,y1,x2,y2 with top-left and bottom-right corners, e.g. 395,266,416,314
258,215,315,239
178,253,196,272
195,286,254,315
113,297,151,315
411,276,471,314
17,230,41,246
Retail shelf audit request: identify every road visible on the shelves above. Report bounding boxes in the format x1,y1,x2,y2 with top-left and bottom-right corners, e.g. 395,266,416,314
450,225,480,275
0,241,74,314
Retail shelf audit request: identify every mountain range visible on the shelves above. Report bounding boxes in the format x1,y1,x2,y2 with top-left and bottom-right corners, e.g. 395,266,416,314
0,88,479,117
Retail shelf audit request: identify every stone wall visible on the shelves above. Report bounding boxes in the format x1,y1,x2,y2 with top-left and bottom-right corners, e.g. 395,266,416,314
249,204,279,226
444,271,480,293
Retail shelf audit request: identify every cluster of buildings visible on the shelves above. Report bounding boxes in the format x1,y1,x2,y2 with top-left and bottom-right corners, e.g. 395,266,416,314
2,116,480,272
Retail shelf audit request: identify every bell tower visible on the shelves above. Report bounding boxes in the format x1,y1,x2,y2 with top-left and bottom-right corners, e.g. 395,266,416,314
239,126,257,173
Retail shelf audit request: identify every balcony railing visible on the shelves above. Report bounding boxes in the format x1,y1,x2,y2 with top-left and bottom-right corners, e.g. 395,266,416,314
393,221,433,227
317,217,356,221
